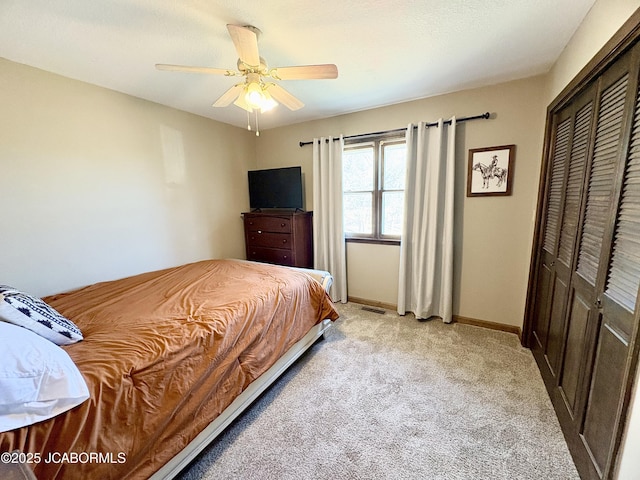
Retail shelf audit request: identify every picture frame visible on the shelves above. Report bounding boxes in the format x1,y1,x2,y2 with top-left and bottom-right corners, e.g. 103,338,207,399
467,144,516,197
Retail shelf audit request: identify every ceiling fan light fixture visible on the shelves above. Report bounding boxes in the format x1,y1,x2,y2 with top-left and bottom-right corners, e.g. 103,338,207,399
245,82,264,109
259,89,277,112
242,81,278,112
233,92,253,112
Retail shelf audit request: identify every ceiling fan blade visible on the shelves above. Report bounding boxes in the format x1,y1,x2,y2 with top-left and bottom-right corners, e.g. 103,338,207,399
271,64,338,80
267,84,304,111
227,24,260,67
212,84,243,107
156,64,233,75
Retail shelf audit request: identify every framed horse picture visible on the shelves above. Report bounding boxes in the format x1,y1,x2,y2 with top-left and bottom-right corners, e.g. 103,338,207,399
467,144,515,197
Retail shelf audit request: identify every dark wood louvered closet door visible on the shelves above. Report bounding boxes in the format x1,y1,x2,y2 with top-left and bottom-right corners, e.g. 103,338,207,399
568,55,636,479
572,57,637,477
554,93,595,415
531,90,596,383
525,16,640,480
530,110,572,363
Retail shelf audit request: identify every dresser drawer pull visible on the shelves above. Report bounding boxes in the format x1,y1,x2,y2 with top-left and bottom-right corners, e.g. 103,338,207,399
282,239,287,244
281,223,286,227
257,230,262,234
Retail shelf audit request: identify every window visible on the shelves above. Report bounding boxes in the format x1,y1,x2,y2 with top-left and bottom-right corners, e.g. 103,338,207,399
343,137,406,242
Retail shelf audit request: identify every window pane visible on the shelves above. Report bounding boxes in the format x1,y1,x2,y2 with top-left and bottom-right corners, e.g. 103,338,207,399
344,192,373,234
382,191,404,236
343,147,374,191
382,143,406,190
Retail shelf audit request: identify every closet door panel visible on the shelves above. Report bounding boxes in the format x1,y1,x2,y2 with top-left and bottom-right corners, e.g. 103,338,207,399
554,96,596,419
532,259,554,351
560,293,591,415
576,48,640,479
555,71,628,449
582,69,640,475
604,83,640,326
544,90,596,381
558,101,594,267
581,323,629,475
576,72,629,286
546,276,569,375
532,114,572,357
543,117,572,257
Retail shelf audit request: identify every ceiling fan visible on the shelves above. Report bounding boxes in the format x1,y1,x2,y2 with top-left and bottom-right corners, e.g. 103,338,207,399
156,24,338,124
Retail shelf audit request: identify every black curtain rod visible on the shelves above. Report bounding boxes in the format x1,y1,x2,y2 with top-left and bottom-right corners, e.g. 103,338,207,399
298,112,491,147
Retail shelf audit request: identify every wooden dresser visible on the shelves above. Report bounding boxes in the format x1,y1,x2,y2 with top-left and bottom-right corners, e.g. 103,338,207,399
242,210,313,268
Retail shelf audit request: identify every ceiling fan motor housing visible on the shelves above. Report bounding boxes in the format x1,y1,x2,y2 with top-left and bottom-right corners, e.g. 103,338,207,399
237,57,268,74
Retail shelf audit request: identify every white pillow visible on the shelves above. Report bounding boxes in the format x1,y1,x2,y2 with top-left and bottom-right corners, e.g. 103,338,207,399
0,285,83,345
0,321,90,433
287,267,334,293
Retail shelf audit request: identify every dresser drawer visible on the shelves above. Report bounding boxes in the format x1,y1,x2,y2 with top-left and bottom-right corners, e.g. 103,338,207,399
247,231,292,248
244,215,292,233
246,247,294,266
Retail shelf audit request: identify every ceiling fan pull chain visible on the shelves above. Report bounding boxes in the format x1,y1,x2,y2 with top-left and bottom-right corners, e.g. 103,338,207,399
255,111,260,136
246,109,251,131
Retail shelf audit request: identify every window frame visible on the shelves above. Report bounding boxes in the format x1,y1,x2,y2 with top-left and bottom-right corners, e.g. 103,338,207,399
343,134,406,244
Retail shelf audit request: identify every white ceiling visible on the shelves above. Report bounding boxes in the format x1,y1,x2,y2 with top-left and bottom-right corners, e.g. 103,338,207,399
1,0,596,131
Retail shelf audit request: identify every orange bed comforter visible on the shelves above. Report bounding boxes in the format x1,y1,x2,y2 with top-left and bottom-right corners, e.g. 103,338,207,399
0,259,338,479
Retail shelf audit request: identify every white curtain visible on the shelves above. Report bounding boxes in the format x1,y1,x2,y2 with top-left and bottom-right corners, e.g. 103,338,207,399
312,136,347,302
397,118,456,323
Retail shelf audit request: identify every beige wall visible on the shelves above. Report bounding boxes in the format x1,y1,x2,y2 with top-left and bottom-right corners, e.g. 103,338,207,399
0,58,255,297
256,75,547,327
546,0,640,105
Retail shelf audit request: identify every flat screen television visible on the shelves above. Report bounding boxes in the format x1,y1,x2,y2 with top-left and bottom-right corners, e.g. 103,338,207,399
248,166,304,210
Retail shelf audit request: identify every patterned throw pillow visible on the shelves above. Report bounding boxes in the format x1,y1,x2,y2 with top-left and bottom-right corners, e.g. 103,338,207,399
0,286,83,345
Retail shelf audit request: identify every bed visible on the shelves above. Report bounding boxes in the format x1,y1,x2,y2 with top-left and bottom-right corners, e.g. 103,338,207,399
0,259,339,479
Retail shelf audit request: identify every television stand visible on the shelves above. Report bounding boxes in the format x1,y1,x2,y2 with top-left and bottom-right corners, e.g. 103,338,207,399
242,210,313,268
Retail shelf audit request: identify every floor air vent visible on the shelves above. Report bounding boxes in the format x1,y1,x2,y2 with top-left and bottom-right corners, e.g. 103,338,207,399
361,306,386,315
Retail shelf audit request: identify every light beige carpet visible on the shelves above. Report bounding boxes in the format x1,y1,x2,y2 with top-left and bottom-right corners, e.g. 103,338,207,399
178,302,579,480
